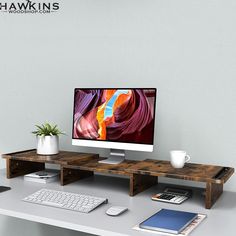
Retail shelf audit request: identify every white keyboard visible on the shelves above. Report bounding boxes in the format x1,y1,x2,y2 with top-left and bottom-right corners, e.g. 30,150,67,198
23,189,108,213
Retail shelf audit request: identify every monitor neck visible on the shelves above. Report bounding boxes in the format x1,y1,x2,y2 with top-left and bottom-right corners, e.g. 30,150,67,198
98,149,126,164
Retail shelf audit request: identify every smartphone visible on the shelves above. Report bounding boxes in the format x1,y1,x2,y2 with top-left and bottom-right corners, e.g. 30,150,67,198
0,186,11,193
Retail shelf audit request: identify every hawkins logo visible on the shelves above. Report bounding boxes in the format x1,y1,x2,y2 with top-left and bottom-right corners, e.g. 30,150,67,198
0,0,59,14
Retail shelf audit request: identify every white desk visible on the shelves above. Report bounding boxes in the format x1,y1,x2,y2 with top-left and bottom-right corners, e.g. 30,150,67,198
0,169,235,236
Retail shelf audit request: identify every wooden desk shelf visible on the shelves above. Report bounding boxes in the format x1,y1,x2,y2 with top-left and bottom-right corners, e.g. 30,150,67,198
2,150,234,209
126,159,234,209
61,157,158,196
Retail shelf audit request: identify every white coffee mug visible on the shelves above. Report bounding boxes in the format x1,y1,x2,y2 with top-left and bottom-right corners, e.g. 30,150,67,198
170,150,191,168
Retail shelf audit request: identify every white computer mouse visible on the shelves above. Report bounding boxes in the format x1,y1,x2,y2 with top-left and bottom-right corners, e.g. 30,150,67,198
106,206,128,216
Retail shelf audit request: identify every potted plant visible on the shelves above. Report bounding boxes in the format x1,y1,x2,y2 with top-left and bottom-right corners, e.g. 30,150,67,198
32,123,65,155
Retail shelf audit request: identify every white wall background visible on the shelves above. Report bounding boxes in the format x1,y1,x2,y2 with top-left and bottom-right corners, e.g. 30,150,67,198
0,0,235,235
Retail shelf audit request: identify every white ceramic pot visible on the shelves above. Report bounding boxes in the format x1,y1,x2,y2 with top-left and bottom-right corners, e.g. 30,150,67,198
36,135,59,155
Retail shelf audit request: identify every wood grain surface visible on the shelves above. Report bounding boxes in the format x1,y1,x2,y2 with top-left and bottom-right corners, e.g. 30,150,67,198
63,158,139,176
2,150,234,209
2,149,99,165
126,159,234,184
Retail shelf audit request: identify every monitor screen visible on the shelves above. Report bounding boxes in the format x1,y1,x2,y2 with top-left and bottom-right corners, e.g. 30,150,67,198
72,88,157,151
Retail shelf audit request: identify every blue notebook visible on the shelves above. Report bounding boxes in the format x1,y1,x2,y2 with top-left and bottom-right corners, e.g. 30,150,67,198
139,209,198,234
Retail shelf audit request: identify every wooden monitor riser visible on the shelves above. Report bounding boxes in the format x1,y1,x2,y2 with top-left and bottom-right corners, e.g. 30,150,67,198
2,149,234,209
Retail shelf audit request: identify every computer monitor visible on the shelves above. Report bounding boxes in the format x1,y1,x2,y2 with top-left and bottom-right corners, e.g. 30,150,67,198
72,88,157,164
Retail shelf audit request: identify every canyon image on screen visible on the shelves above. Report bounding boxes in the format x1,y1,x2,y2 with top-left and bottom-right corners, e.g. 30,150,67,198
73,89,156,144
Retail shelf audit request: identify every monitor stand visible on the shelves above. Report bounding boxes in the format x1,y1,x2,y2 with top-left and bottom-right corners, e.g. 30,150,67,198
99,149,125,164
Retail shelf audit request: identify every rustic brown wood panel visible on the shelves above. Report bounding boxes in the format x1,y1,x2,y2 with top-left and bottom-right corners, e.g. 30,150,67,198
64,158,139,176
130,174,157,196
6,158,45,178
2,150,234,209
205,182,223,209
127,159,229,184
61,166,94,186
2,149,35,157
213,167,234,184
3,149,99,165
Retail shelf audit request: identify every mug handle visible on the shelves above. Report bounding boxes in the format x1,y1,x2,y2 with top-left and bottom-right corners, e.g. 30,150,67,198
185,155,191,163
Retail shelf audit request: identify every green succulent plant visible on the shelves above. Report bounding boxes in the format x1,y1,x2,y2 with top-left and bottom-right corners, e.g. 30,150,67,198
32,123,65,136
